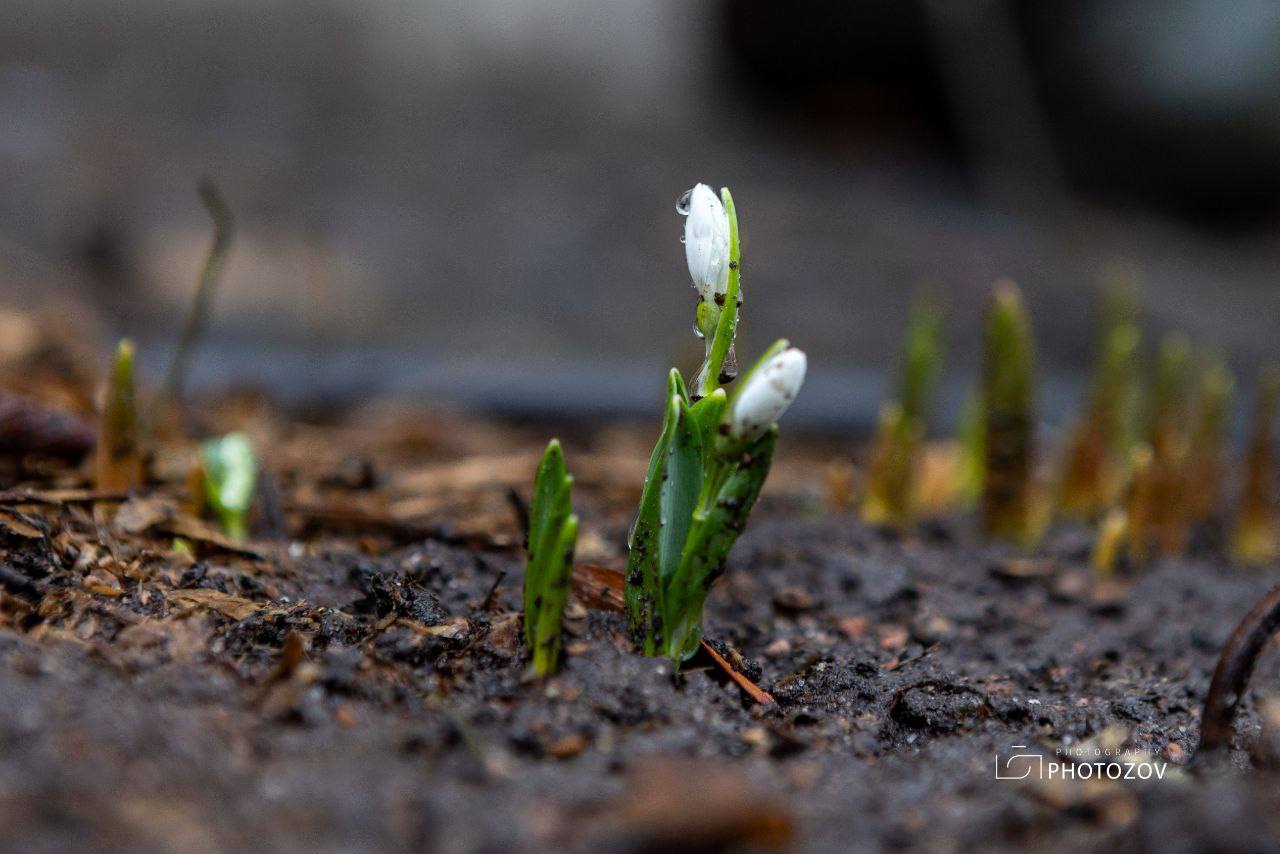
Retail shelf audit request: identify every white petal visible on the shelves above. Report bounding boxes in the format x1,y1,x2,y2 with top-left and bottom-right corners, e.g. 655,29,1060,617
730,348,807,440
679,183,729,300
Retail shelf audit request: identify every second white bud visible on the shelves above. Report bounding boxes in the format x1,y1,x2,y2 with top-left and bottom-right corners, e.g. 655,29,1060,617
729,347,807,441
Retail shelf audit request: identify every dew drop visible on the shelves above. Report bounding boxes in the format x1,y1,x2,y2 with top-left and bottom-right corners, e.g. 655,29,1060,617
675,188,693,216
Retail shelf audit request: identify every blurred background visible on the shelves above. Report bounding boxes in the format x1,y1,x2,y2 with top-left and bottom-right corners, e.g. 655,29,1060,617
3,0,1280,429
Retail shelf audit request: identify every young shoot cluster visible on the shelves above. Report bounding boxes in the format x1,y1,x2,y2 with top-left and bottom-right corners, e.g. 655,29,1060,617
860,273,1278,574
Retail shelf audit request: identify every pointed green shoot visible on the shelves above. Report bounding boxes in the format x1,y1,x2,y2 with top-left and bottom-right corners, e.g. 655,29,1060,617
524,439,579,676
97,339,144,493
1060,318,1140,518
980,281,1036,543
199,432,257,540
626,370,689,653
1187,352,1234,523
900,298,943,426
861,301,941,526
955,389,985,510
861,402,919,527
1145,332,1193,556
1232,367,1280,566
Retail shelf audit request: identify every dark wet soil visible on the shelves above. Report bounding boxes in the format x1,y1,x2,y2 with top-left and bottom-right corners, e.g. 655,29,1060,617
3,416,1280,853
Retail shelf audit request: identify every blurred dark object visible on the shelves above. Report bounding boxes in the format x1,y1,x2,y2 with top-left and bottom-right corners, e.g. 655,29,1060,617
0,391,94,462
723,0,1280,228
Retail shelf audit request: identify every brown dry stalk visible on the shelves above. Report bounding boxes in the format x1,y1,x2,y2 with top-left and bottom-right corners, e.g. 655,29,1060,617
1199,584,1280,754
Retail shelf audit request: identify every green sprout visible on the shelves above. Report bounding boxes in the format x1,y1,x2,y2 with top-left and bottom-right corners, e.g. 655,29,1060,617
861,299,942,527
1059,290,1141,518
1143,332,1193,557
954,388,985,510
1186,352,1235,525
980,280,1036,545
199,432,257,540
626,185,807,662
1125,443,1156,566
97,339,144,493
523,439,579,677
1232,366,1280,566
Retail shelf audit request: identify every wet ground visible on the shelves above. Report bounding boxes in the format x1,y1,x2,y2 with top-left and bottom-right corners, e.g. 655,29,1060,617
2,402,1280,853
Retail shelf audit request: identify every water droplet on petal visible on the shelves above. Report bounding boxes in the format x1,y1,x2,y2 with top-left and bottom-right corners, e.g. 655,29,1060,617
676,188,693,216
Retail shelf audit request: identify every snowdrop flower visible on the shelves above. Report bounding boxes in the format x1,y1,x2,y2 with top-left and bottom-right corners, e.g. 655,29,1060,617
729,347,807,441
678,183,730,301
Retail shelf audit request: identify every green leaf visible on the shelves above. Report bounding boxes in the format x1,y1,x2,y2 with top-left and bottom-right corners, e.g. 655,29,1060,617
530,513,578,677
625,369,687,652
659,395,704,587
200,432,257,540
689,388,728,455
525,439,573,648
663,429,777,661
524,440,578,677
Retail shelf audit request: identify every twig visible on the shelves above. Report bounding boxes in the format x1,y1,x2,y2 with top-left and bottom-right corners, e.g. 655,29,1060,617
1198,584,1280,754
0,488,131,506
506,486,530,544
0,564,41,600
562,561,773,704
700,639,775,706
480,569,506,612
159,178,234,407
572,562,624,612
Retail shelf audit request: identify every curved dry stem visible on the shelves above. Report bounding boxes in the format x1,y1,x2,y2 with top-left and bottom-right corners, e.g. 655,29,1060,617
1198,584,1280,755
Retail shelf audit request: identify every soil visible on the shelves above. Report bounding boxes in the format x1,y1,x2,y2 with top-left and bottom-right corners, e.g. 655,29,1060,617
2,392,1280,853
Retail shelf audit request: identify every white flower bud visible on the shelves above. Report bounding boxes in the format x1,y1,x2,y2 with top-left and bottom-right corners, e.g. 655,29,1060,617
678,183,729,301
729,347,807,441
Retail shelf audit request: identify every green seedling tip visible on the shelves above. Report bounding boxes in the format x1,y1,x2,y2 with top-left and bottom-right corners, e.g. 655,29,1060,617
1059,299,1141,519
524,439,579,677
1232,367,1280,566
860,402,918,527
980,281,1037,544
96,339,144,493
199,432,257,541
1139,332,1195,557
955,389,985,510
1186,353,1235,524
900,298,942,426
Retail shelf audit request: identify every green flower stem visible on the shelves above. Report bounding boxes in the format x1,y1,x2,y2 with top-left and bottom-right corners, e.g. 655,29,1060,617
696,188,741,399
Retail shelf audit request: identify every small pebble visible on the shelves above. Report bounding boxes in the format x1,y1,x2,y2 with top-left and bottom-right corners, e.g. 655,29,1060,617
547,733,587,759
764,638,792,658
